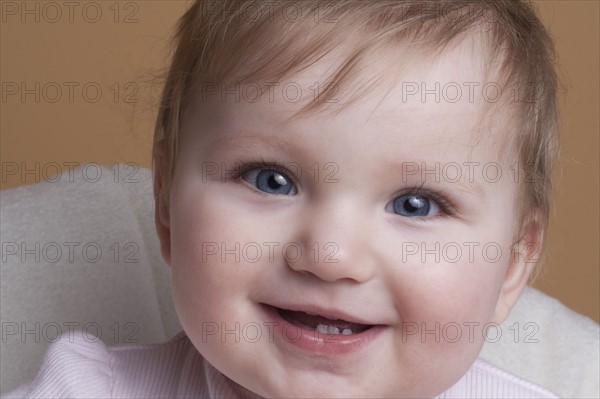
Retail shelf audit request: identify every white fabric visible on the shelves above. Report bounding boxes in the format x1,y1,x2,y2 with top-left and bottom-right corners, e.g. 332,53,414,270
480,287,600,398
2,331,557,399
1,165,598,397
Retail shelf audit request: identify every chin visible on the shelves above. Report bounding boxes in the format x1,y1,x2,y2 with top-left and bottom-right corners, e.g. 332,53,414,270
260,384,376,399
242,369,402,399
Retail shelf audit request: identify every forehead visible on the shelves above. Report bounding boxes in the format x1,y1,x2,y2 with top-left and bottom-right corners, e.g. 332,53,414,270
185,34,514,164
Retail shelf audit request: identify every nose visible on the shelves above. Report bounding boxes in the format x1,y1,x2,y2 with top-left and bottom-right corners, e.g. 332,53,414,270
286,197,377,283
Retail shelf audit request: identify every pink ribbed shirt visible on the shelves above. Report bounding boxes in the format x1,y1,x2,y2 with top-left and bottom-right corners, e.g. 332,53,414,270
4,332,559,398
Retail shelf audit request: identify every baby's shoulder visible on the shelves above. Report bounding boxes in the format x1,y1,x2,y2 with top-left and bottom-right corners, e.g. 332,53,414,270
2,332,197,399
2,332,114,398
437,357,560,398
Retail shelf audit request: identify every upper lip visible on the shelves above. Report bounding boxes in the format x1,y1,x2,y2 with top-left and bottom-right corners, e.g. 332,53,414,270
264,303,380,326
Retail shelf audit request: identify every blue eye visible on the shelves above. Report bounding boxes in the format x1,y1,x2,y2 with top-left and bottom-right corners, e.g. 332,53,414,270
391,194,440,217
242,168,297,195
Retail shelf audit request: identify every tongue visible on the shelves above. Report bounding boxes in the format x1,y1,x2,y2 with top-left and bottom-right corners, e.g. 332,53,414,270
278,309,371,333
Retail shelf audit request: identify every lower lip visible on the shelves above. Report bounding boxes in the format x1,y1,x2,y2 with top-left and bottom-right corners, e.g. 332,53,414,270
260,304,386,355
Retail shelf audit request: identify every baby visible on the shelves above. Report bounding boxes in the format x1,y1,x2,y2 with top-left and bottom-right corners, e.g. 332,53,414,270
6,0,562,398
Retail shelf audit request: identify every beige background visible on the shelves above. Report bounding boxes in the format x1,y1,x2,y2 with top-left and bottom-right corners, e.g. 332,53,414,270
1,1,598,323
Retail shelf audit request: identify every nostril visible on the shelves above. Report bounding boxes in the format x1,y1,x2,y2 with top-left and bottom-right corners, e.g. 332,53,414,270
287,266,318,278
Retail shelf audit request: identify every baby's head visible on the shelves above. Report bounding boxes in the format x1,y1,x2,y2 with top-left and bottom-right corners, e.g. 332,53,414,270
152,1,559,397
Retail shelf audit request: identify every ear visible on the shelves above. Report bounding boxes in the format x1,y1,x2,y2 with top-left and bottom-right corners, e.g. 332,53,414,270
492,210,545,324
154,165,172,267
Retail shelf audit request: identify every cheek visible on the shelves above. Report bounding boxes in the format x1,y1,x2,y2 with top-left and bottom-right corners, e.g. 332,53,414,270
390,266,501,324
168,181,283,328
381,246,511,388
169,187,249,328
384,232,514,340
392,202,517,325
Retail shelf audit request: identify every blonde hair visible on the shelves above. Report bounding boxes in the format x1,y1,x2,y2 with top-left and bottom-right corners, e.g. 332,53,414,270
153,0,559,252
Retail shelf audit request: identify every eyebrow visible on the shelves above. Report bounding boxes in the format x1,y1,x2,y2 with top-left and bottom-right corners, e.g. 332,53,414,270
394,160,487,199
208,131,302,154
208,131,486,199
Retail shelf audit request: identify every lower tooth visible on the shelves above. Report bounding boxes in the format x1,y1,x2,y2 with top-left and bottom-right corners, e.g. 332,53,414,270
317,324,342,334
342,328,353,335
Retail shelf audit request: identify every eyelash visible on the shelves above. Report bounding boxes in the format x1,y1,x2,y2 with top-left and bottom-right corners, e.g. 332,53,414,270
394,184,457,219
230,159,294,185
230,159,457,218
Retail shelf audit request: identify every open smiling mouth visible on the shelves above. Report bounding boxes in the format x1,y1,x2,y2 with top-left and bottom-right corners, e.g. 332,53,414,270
275,308,374,335
260,304,385,354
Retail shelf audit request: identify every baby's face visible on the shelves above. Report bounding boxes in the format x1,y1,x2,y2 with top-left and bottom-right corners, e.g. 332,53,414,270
159,39,533,398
